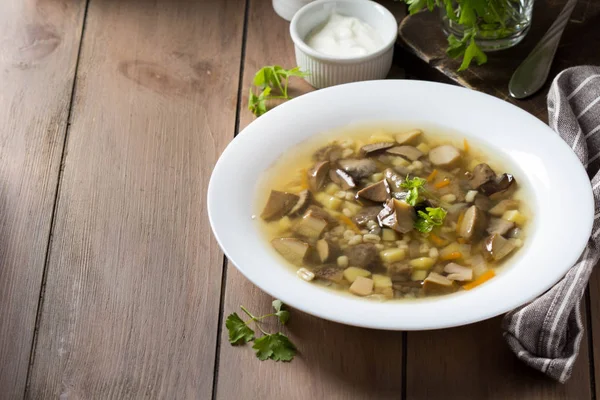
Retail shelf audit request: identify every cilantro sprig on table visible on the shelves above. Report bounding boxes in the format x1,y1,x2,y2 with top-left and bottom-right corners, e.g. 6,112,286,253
248,66,308,117
399,0,499,71
225,300,297,362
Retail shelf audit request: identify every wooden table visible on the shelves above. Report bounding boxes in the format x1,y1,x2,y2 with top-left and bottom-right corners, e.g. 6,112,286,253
1,0,598,398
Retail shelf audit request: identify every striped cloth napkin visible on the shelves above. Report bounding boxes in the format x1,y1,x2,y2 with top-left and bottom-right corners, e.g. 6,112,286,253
502,66,600,383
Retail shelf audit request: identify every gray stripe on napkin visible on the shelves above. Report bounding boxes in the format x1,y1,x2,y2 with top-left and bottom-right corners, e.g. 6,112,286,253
502,65,600,383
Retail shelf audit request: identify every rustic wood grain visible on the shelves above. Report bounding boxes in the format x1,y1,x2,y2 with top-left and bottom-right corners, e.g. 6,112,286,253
215,2,409,399
0,0,85,397
25,0,245,397
588,266,600,399
398,0,600,123
406,315,591,399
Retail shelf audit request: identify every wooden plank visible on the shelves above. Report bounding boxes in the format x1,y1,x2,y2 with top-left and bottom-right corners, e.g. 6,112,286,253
0,0,85,397
26,0,245,397
407,315,591,399
215,2,408,399
398,0,600,123
588,266,600,399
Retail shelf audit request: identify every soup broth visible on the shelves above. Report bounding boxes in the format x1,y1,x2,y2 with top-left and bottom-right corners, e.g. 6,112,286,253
256,125,529,301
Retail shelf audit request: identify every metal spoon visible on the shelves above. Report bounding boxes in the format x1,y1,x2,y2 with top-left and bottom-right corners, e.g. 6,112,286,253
509,0,578,99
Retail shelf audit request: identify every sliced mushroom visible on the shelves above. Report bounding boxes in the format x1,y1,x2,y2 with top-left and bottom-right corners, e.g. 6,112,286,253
360,142,395,156
308,161,330,191
487,218,514,236
313,145,343,162
383,168,403,190
338,159,378,180
482,233,517,261
479,173,516,198
294,210,328,239
329,168,356,190
409,240,421,259
428,145,461,168
473,194,492,211
378,199,415,233
344,243,379,269
488,199,519,216
271,238,310,265
353,206,382,227
387,146,423,161
395,129,422,145
444,263,473,281
357,180,391,202
289,190,312,216
470,163,496,189
261,190,300,221
388,262,412,282
457,205,487,240
306,205,337,226
507,227,522,239
314,264,345,283
316,239,340,263
423,272,455,295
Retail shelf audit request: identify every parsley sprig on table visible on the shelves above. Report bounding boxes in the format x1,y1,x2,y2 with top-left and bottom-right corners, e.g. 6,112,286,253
225,300,297,362
248,66,308,117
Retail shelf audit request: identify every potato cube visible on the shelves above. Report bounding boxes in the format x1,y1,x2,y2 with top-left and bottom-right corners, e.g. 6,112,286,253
411,270,428,281
315,192,343,211
502,210,527,226
392,157,410,167
369,134,395,143
343,267,371,283
344,201,362,215
416,143,430,154
409,257,435,270
349,276,374,296
325,183,342,195
277,216,292,233
381,229,398,242
380,248,406,263
372,274,393,292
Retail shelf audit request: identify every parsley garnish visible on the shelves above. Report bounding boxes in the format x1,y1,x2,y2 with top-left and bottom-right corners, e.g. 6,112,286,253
225,300,297,362
248,66,308,117
400,176,426,206
415,207,447,233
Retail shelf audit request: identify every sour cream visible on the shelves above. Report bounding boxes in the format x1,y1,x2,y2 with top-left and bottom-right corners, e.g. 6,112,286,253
305,13,383,58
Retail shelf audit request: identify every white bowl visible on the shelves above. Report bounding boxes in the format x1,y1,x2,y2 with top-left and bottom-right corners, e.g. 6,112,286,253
290,0,397,89
273,0,314,21
208,80,594,331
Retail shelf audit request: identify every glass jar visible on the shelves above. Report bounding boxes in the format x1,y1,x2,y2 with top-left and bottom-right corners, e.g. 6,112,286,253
440,0,535,51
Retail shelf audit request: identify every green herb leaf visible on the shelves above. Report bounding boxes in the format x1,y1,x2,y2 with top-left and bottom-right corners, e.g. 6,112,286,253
400,176,427,206
458,36,488,72
249,66,308,117
252,332,297,361
225,312,255,345
446,34,468,59
248,86,271,117
415,207,447,233
272,300,290,324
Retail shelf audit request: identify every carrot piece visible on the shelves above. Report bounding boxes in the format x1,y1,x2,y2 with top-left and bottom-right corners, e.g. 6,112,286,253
426,169,438,183
440,251,462,261
429,233,447,247
456,211,465,233
337,214,361,233
434,178,450,189
463,138,469,152
300,168,309,190
463,270,496,290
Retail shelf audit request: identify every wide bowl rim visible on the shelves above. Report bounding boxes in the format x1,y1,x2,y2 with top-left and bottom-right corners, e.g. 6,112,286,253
208,80,594,331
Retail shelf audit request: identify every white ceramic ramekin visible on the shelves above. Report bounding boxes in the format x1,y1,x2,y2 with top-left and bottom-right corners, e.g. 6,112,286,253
272,0,315,21
290,0,397,89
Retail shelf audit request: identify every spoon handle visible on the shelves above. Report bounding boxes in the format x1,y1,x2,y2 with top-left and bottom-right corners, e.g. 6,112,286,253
509,0,578,99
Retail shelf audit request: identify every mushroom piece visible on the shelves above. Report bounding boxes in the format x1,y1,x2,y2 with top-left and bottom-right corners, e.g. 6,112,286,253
486,218,514,236
482,233,517,261
271,238,310,265
388,262,412,282
457,205,487,240
360,142,395,157
316,239,340,263
444,263,473,281
378,199,415,233
313,145,343,162
423,272,455,295
314,264,345,283
306,205,338,226
260,190,300,221
344,243,379,269
353,206,382,227
289,190,312,216
470,163,496,189
387,146,424,161
338,159,378,180
395,129,422,145
428,145,461,168
308,161,330,191
479,173,516,198
473,193,492,211
294,210,328,239
329,168,356,190
383,168,403,190
357,179,391,203
488,199,520,216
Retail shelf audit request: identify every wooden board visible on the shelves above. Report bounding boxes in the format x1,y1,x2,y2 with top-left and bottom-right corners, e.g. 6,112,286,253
0,0,85,397
588,267,600,399
25,0,245,397
398,0,600,122
214,1,408,399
